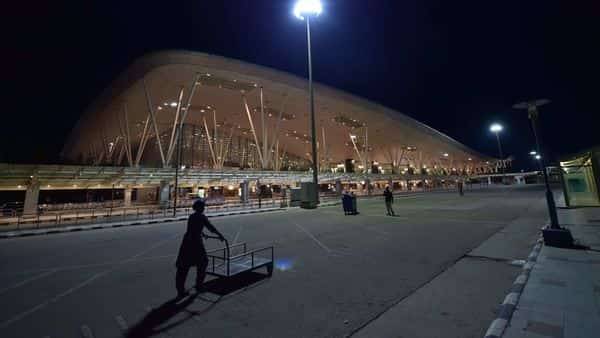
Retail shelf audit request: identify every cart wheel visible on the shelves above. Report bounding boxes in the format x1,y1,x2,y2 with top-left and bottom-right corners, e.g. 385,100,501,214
267,263,274,276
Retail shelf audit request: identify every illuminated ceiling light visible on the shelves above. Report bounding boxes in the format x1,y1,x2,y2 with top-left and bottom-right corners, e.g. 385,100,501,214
17,185,22,189
170,102,178,107
535,155,542,160
443,153,449,157
206,73,212,77
163,102,169,106
157,106,163,110
468,158,472,161
529,151,537,156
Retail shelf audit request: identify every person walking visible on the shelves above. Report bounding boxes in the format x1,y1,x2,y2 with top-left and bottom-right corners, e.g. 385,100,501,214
457,180,464,196
175,199,225,299
383,186,395,216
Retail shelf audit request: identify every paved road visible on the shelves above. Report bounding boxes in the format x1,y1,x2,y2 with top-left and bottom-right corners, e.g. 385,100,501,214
0,185,548,338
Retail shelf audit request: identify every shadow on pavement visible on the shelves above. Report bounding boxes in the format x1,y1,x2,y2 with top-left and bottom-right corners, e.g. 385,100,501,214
126,271,270,337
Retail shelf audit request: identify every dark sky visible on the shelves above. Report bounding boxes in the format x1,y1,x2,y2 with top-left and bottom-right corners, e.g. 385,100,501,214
4,0,599,170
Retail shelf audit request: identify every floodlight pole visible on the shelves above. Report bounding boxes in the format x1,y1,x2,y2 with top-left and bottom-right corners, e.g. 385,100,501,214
305,15,319,204
494,130,505,179
526,105,559,228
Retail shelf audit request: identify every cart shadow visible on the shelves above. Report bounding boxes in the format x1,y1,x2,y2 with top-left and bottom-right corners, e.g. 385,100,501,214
126,271,270,338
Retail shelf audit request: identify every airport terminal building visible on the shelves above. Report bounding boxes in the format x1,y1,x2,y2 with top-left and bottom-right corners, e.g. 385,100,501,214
1,51,500,214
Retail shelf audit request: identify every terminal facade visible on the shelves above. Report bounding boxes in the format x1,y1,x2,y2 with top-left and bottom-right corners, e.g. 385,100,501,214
1,51,506,214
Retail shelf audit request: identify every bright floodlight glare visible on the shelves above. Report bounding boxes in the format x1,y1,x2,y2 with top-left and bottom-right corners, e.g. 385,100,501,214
294,0,323,19
490,123,503,133
529,151,537,156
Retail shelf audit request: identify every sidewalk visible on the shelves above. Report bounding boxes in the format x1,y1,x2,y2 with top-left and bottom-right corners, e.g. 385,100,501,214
494,206,600,338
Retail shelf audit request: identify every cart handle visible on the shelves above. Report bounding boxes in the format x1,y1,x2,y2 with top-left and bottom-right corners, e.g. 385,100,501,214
203,233,230,261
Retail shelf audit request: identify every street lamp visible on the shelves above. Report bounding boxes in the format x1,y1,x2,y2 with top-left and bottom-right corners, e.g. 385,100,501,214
294,0,322,205
514,99,568,245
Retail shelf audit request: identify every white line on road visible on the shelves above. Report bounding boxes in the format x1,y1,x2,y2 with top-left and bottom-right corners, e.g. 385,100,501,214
0,270,110,329
0,269,57,296
291,220,331,253
233,223,244,244
80,325,94,338
115,315,128,332
0,235,180,329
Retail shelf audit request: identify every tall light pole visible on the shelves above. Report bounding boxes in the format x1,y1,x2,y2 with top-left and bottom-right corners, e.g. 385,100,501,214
513,99,561,229
294,0,322,205
490,123,504,179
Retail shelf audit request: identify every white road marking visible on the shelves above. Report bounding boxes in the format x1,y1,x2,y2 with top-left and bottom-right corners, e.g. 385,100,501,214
115,315,128,331
80,325,94,338
290,220,331,253
0,269,57,296
233,223,244,244
0,270,109,329
0,235,179,329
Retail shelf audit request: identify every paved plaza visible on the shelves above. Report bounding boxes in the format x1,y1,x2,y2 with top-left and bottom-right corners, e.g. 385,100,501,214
0,186,549,338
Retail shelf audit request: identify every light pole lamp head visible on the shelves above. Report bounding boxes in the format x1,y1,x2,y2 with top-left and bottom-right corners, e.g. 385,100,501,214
490,123,503,133
294,0,323,20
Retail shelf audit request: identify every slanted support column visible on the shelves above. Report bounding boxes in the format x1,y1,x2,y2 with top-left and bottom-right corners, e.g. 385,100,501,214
124,186,133,207
335,179,342,196
24,181,40,215
159,181,170,208
240,180,249,203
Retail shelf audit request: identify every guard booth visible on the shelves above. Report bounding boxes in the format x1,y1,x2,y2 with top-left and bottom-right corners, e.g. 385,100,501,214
560,148,600,207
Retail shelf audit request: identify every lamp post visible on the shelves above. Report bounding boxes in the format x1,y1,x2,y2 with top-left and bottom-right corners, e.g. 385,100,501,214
294,0,322,205
490,123,504,180
513,99,561,230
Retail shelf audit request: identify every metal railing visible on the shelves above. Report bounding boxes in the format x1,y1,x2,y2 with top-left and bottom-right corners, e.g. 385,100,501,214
0,198,281,232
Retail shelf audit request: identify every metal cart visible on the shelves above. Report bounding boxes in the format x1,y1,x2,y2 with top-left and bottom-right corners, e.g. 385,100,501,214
203,234,274,278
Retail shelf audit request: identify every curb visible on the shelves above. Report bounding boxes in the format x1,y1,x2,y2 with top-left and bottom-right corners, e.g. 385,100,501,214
0,207,283,240
483,237,544,338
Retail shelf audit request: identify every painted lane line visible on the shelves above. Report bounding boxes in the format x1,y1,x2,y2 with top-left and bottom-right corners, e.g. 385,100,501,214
0,269,57,296
291,220,331,253
115,315,128,332
233,223,243,244
80,325,95,338
0,270,110,329
0,235,179,329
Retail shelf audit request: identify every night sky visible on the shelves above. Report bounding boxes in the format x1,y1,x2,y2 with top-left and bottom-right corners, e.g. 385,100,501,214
4,0,599,170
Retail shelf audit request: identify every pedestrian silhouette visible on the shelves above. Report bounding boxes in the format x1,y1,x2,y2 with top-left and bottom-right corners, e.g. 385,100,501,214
384,186,395,216
175,199,225,299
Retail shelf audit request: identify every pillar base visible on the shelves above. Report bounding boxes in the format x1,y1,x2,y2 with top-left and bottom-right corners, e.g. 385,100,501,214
542,226,574,248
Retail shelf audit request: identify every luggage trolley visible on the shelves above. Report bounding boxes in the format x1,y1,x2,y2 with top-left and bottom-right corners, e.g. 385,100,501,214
203,234,274,278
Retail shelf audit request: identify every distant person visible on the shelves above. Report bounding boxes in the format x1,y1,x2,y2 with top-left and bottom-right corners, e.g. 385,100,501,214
350,192,359,215
175,199,225,299
458,180,464,196
383,186,395,216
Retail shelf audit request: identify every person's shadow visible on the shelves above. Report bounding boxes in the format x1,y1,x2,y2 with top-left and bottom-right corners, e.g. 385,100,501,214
126,271,270,338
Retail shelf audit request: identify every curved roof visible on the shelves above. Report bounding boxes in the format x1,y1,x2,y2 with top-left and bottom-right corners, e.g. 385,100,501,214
63,50,491,170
